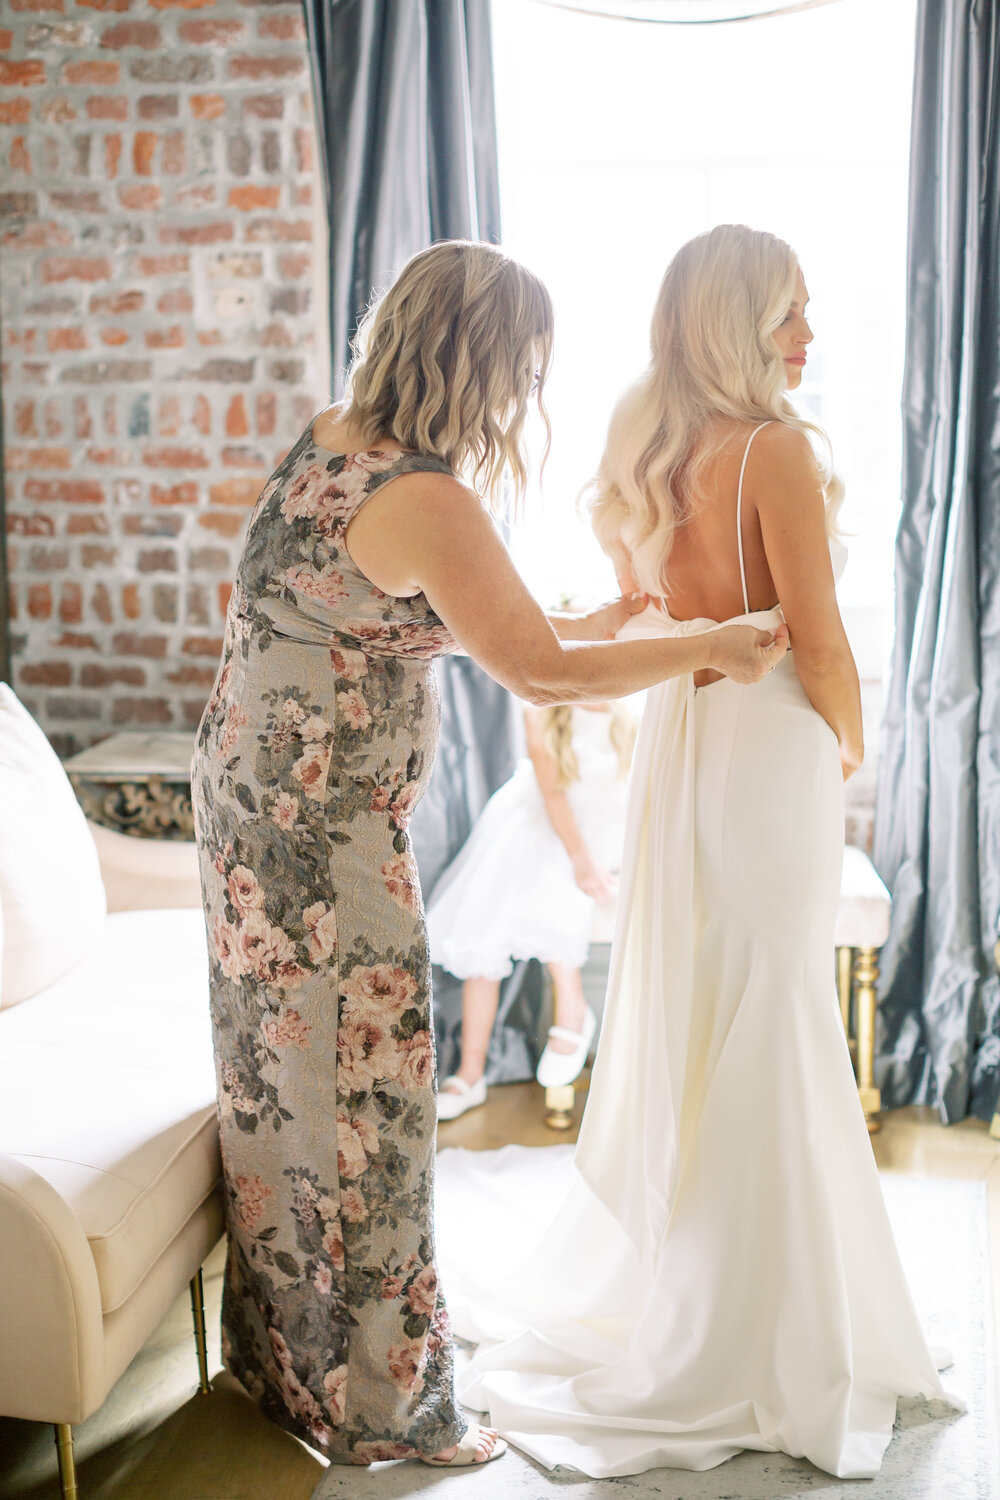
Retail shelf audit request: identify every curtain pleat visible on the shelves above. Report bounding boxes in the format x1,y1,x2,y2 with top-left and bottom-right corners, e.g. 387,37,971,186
873,0,1000,1123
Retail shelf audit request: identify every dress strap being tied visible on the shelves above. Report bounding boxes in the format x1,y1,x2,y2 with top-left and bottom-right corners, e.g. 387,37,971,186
736,422,772,615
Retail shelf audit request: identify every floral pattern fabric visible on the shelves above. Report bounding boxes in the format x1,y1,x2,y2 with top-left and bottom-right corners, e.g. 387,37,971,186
191,423,466,1464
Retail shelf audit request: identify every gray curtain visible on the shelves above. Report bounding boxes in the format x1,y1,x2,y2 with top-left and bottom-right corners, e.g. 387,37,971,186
301,0,501,390
873,0,1000,1123
301,0,545,1081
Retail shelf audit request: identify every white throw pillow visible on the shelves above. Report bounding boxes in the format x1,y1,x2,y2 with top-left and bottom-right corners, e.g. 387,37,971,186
0,686,107,1008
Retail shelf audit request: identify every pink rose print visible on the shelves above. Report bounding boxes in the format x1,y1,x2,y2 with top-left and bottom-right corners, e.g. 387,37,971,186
329,646,367,681
351,1442,418,1465
341,962,417,1017
261,1008,312,1050
381,853,420,914
381,1275,403,1301
336,1110,380,1179
284,564,349,610
337,688,371,731
340,1185,368,1223
399,1029,433,1091
389,781,420,829
269,1327,293,1370
228,864,264,918
387,1339,426,1395
313,1263,333,1295
323,1364,348,1425
213,914,250,982
279,465,324,522
271,791,298,830
218,701,248,759
235,1173,275,1233
304,901,338,962
282,697,307,726
291,742,331,801
239,909,298,983
406,1265,438,1318
300,714,331,743
322,1221,345,1272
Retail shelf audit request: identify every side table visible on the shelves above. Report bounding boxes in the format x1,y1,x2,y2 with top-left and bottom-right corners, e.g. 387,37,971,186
63,731,196,841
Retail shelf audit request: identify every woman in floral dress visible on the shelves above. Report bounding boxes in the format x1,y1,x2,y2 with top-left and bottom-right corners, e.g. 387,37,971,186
191,240,788,1469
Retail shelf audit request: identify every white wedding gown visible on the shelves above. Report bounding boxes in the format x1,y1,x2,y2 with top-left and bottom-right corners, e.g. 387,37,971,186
433,426,961,1479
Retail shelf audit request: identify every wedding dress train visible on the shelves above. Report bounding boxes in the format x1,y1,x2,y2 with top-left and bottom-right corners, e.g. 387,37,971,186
433,430,961,1479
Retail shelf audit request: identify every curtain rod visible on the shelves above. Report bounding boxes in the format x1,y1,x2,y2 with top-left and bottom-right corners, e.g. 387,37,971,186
535,0,842,24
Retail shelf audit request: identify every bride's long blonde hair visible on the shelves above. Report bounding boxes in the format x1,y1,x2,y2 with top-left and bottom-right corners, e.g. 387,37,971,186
586,224,843,596
341,240,553,511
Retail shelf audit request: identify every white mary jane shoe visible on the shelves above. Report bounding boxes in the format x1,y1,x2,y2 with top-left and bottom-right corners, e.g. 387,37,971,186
535,1006,597,1089
436,1074,487,1121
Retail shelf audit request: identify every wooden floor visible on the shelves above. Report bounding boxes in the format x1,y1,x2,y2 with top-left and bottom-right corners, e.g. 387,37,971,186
2,1087,998,1498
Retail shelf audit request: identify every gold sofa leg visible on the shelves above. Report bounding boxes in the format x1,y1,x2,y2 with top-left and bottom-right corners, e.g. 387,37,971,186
854,945,882,1133
53,1423,77,1500
189,1267,211,1395
836,945,853,1033
544,1084,576,1130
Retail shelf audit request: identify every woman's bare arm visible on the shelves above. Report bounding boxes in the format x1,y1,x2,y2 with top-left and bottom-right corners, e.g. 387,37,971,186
748,424,863,775
523,708,614,900
345,473,788,704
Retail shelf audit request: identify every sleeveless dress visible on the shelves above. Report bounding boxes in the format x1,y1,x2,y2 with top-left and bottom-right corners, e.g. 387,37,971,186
190,422,468,1465
426,706,630,979
433,424,961,1478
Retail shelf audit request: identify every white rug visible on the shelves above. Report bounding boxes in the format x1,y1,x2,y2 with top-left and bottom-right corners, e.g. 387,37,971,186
313,1174,997,1499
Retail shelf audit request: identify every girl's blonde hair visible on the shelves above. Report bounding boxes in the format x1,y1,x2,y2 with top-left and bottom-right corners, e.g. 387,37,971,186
341,240,553,510
586,224,843,596
542,703,637,789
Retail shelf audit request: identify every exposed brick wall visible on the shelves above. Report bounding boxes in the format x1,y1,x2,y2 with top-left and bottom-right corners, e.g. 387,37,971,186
0,0,327,756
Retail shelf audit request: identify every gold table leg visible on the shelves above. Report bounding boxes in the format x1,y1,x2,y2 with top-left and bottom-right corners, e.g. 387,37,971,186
544,1084,576,1130
836,945,853,1033
189,1267,211,1394
854,945,882,1133
53,1424,77,1500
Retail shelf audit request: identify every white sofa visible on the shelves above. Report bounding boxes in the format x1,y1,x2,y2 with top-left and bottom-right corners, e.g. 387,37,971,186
0,687,222,1500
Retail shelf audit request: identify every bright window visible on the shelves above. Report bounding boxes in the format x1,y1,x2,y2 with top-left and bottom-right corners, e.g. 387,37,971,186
494,0,917,677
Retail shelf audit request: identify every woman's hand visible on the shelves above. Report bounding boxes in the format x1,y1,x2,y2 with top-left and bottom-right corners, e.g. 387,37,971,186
550,593,648,642
571,850,616,903
707,622,790,684
840,740,864,781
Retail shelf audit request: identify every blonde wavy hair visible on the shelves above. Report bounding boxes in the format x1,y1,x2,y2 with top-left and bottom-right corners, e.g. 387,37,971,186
340,240,553,510
542,703,637,789
586,224,843,597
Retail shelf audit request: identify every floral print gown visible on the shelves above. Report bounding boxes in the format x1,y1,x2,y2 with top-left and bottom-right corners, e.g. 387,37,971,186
191,422,466,1464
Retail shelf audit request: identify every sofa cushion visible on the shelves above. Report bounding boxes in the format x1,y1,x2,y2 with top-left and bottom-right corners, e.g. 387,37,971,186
0,687,106,1009
0,908,221,1314
88,821,202,913
836,845,892,949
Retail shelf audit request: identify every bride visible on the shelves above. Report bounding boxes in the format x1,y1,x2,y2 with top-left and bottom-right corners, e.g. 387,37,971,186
433,224,960,1479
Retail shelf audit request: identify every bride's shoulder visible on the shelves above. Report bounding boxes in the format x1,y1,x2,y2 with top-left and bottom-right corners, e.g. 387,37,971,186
745,421,819,482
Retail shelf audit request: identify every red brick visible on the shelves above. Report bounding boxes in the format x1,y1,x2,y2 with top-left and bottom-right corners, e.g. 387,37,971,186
66,513,108,534
217,580,232,616
190,91,224,119
228,54,302,82
20,661,72,687
112,631,166,657
80,543,116,567
179,17,241,42
173,183,214,210
13,398,36,438
121,582,140,618
63,58,119,84
162,131,185,173
192,393,211,434
166,663,216,687
48,189,104,212
27,583,52,619
224,393,248,438
132,129,156,174
149,0,214,7
112,696,173,726
138,547,177,574
255,391,276,436
292,182,312,208
3,225,70,257
90,582,112,622
229,183,279,211
25,478,104,503
90,288,143,314
258,12,305,40
53,631,98,649
103,132,122,177
7,447,72,470
151,481,197,505
196,329,222,346
86,95,128,119
9,135,30,171
245,218,311,243
122,513,182,537
100,20,160,47
279,251,310,279
182,634,223,656
43,399,64,438
158,221,233,246
0,29,12,47
208,476,262,507
0,59,46,84
156,286,192,315
294,127,312,173
197,511,244,538
143,445,209,468
243,93,282,120
156,393,181,436
59,581,83,623
135,252,189,276
8,514,56,537
118,182,162,210
136,93,178,120
81,664,146,687
86,446,130,464
73,396,92,438
0,99,31,123
41,256,112,283
46,327,88,352
76,0,131,10
100,327,129,346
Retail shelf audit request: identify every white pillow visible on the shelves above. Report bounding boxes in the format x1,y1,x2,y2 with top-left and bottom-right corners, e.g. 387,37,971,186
0,686,107,1008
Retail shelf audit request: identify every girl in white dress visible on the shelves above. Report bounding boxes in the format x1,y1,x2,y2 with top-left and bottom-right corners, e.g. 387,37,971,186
428,702,636,1118
433,224,962,1478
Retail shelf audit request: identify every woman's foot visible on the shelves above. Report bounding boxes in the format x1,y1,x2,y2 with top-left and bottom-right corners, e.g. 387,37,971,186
423,1423,507,1467
436,1073,487,1121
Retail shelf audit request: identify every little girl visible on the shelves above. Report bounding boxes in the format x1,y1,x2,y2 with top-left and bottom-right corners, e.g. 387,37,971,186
426,699,636,1120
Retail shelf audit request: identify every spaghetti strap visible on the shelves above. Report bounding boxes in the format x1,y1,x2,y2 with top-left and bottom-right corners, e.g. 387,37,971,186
736,422,772,614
